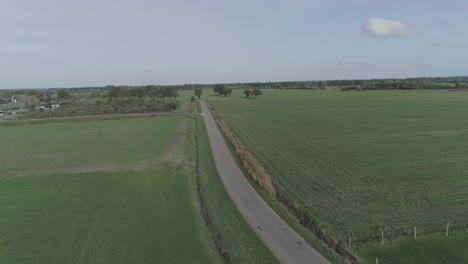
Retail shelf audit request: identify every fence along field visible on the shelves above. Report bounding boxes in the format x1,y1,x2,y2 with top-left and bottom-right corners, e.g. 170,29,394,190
208,89,468,263
0,116,222,264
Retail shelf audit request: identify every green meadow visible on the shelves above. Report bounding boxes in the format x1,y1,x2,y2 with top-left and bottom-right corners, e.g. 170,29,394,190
208,89,468,263
0,109,277,263
0,170,217,264
0,117,183,177
0,116,220,264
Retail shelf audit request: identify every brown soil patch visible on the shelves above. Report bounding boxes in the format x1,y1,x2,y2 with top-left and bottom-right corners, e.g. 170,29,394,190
210,106,276,196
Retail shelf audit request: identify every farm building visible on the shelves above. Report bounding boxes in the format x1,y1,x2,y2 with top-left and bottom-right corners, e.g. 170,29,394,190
0,97,11,104
0,96,18,104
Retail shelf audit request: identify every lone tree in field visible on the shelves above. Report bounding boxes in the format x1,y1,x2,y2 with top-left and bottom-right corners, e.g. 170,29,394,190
194,88,202,99
213,85,232,96
244,89,251,98
251,88,263,97
221,88,232,96
213,84,225,95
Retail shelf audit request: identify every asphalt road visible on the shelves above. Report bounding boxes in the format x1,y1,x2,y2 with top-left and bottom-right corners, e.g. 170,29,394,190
200,101,330,264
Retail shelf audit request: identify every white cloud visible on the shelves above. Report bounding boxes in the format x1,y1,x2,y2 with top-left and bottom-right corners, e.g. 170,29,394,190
363,18,412,38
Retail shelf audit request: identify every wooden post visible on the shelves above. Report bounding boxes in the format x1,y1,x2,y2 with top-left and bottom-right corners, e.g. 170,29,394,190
381,231,384,246
446,222,450,236
348,235,352,249
376,257,379,264
414,227,417,239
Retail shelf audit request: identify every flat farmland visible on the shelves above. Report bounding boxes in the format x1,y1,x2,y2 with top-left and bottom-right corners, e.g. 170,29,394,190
0,116,220,264
0,117,183,177
0,170,217,264
208,89,468,263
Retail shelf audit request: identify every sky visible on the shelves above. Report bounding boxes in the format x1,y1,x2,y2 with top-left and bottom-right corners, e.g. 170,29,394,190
0,0,467,89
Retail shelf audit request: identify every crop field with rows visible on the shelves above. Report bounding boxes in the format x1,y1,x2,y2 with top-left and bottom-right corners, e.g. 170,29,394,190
208,89,468,263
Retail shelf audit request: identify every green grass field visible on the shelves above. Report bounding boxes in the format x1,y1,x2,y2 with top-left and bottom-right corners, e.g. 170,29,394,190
207,89,468,263
0,170,217,264
0,116,222,264
358,232,468,264
0,110,279,263
0,117,183,177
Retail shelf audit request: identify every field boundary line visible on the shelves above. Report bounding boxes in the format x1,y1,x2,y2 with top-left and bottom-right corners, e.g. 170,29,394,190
0,112,186,127
1,165,176,179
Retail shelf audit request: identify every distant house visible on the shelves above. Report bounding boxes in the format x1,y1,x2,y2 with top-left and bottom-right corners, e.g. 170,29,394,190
0,96,17,104
0,97,11,104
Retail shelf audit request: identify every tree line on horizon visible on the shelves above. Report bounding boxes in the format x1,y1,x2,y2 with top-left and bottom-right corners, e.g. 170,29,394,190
3,76,468,97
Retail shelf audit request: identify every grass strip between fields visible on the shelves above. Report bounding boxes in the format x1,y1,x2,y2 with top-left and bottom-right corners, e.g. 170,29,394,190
193,112,233,264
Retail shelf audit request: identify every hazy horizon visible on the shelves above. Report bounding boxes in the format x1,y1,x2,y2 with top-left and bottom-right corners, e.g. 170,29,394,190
1,0,467,89
2,74,468,90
